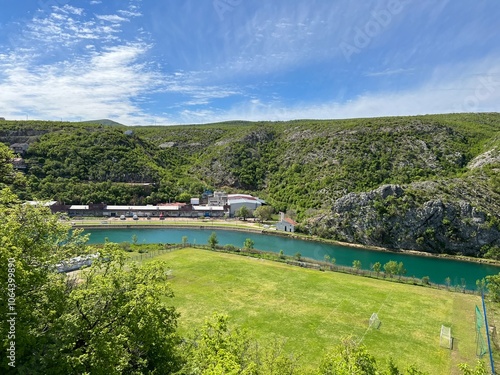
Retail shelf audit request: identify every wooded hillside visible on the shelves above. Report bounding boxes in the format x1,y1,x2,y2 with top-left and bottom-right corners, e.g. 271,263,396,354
1,113,499,255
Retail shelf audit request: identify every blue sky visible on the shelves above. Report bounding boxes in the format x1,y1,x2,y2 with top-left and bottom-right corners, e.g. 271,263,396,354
0,0,499,125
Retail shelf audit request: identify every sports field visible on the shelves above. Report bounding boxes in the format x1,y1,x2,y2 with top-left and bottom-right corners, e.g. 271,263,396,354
149,248,481,374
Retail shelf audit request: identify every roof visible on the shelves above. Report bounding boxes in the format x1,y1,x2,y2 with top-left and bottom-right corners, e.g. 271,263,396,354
192,205,225,211
106,205,180,211
228,198,262,205
68,205,181,211
284,218,298,226
228,194,266,204
26,200,57,207
10,143,29,148
228,193,254,199
69,205,89,210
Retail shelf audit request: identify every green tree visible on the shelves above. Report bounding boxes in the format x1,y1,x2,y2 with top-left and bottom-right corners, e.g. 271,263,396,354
372,262,381,277
476,278,487,293
243,238,254,250
180,314,255,374
182,235,188,247
397,262,406,280
485,273,500,301
181,314,299,375
236,206,251,221
177,192,192,203
0,144,16,186
353,260,362,273
319,337,377,375
253,205,274,222
384,260,399,278
445,277,451,289
294,252,301,261
0,189,182,374
208,231,218,249
458,360,488,375
131,233,138,245
324,255,336,270
48,251,181,374
484,245,500,260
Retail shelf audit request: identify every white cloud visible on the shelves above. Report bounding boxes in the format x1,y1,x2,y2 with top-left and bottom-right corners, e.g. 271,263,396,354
95,14,129,23
205,0,414,80
0,42,168,124
172,58,500,124
56,5,85,16
364,68,415,77
0,2,170,125
2,0,498,126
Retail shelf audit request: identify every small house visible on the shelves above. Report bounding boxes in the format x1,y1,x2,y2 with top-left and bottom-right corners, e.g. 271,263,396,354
276,212,297,233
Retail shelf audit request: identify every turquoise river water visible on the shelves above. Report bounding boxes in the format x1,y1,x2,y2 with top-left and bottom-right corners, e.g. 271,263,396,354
86,227,500,289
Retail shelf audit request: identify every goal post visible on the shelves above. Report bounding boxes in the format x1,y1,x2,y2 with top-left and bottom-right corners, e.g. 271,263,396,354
440,325,452,349
369,313,381,329
475,305,487,357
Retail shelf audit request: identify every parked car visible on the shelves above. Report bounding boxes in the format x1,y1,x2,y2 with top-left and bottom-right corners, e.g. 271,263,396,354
120,215,126,220
132,214,138,220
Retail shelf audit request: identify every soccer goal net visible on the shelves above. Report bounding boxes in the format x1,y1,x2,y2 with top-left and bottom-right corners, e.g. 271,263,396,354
440,325,452,349
475,305,487,357
369,313,381,329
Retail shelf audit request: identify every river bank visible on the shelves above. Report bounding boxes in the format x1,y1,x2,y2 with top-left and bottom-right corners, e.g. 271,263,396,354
72,217,500,267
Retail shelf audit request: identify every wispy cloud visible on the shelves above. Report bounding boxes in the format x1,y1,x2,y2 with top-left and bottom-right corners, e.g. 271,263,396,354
0,0,498,125
95,14,129,23
364,68,415,77
172,58,500,124
0,1,168,125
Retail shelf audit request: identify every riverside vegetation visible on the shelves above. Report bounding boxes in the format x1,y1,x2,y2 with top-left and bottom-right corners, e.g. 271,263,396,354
1,113,499,257
0,151,497,374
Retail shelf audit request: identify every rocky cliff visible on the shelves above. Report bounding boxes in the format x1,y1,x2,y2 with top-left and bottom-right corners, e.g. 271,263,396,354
304,178,500,256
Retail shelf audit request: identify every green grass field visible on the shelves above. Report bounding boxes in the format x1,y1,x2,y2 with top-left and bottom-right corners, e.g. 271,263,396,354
147,248,482,374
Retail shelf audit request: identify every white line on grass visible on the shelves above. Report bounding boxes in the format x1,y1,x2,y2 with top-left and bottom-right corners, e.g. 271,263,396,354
358,294,391,345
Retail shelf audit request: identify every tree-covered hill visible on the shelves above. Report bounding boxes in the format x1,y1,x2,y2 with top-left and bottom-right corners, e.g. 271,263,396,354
1,113,499,255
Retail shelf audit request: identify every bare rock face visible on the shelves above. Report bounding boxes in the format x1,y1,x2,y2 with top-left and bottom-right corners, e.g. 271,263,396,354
468,149,500,169
305,183,500,256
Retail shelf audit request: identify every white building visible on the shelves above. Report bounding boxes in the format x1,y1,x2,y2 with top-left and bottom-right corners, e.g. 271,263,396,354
276,212,297,233
207,191,228,206
228,194,264,217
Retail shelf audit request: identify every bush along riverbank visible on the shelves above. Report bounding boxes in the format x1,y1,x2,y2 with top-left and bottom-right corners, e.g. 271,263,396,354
93,241,486,294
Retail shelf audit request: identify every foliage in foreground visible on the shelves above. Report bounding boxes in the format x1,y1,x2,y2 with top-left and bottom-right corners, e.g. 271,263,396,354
180,315,490,375
0,188,182,374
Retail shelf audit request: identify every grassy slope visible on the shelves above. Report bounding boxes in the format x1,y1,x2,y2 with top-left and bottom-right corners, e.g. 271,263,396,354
149,248,480,374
